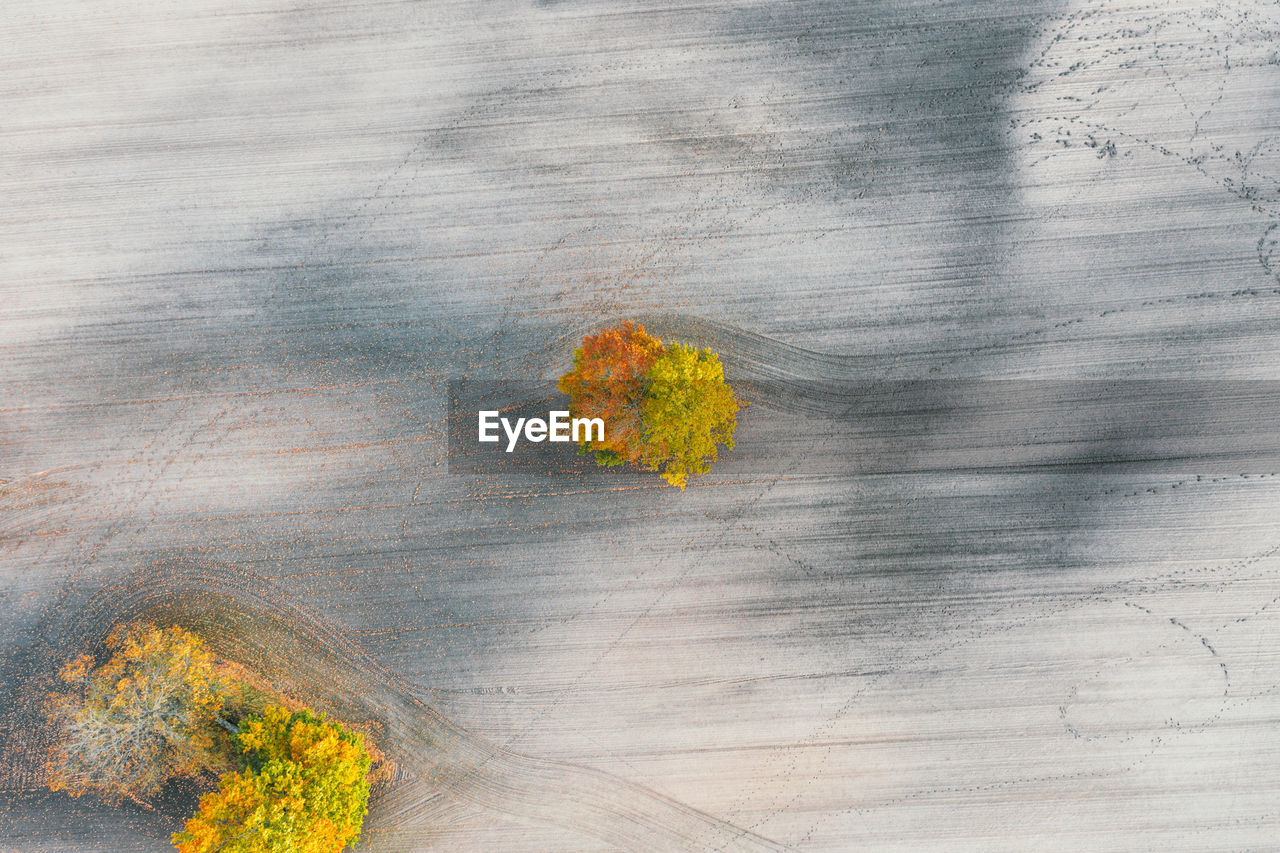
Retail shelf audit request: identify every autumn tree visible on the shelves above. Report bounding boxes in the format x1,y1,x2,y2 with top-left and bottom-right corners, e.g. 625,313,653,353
559,325,738,488
640,344,738,488
45,623,229,806
557,321,665,466
173,706,371,853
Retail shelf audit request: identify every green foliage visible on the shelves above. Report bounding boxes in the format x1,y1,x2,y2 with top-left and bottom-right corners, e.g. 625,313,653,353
45,623,229,805
640,344,738,489
583,444,625,466
173,706,371,853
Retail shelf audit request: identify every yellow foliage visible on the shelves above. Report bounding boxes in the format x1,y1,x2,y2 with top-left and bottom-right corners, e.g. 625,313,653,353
640,344,738,489
173,706,371,853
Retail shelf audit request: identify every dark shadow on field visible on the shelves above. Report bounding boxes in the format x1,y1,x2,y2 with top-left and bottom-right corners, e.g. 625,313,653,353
0,791,179,852
441,370,1280,628
447,374,1280,480
177,0,1071,384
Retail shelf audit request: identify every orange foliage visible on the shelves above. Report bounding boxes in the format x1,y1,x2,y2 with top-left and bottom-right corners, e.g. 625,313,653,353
557,322,665,465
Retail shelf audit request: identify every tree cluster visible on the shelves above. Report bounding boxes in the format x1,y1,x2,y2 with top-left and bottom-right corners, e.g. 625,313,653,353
45,622,373,853
558,322,738,488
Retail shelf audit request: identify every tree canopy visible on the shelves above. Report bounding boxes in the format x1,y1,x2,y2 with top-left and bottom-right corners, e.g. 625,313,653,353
640,344,738,489
173,706,371,853
559,324,738,488
556,321,664,466
45,623,229,806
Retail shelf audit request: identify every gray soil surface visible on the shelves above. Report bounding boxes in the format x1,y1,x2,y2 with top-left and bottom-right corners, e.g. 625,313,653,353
4,0,1280,850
